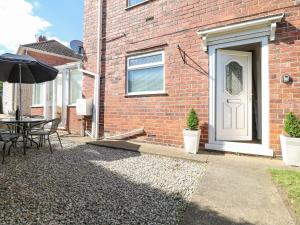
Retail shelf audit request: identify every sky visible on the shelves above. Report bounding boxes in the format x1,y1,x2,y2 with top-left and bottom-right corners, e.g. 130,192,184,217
0,0,83,54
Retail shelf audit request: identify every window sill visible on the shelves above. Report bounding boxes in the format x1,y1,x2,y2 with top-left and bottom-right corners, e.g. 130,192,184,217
125,92,168,97
125,0,151,10
30,105,44,108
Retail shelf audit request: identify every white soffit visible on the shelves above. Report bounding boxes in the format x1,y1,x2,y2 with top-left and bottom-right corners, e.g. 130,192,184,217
55,62,82,71
197,13,284,51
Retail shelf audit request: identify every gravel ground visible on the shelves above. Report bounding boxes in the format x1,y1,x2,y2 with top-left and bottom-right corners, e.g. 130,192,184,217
0,138,205,225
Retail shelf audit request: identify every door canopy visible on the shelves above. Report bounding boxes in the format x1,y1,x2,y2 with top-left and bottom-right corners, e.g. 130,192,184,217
197,13,284,51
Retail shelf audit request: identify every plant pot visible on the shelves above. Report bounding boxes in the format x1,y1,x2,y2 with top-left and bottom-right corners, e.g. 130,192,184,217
280,135,300,167
183,129,201,154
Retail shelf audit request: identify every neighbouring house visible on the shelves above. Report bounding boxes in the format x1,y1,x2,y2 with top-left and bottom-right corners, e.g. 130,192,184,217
3,39,85,134
82,0,300,157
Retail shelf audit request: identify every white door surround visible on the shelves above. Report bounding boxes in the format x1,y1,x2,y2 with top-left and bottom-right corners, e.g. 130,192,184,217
206,37,273,156
216,50,252,141
43,62,82,128
197,14,285,157
43,72,68,128
197,13,284,51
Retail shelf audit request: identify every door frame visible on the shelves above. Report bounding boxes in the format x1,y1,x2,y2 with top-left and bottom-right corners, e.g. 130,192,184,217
43,71,69,129
216,49,253,141
205,36,273,156
51,73,68,128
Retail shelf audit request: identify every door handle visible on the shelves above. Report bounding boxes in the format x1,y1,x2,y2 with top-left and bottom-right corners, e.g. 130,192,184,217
227,99,241,103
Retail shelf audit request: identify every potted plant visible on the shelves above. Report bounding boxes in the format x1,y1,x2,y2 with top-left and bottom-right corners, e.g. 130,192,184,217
280,112,300,166
183,108,201,154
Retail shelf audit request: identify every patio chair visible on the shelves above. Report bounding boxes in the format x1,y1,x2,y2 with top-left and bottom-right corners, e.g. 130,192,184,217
28,118,63,153
0,123,22,164
0,123,10,133
28,120,48,147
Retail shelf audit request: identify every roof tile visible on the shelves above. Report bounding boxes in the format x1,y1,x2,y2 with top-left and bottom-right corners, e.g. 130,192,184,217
22,40,82,59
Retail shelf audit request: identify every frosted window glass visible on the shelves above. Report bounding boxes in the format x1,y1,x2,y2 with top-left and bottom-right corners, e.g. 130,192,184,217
129,54,162,67
33,83,43,105
226,61,243,95
128,67,163,93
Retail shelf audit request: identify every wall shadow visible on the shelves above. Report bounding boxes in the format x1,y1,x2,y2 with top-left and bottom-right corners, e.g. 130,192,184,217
98,0,107,138
182,202,255,225
86,141,142,161
83,144,141,162
275,20,300,46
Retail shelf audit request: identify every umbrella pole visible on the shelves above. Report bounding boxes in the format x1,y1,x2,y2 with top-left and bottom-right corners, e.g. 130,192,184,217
19,64,22,119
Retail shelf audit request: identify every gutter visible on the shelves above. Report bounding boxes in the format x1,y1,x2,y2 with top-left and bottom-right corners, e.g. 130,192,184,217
92,0,103,139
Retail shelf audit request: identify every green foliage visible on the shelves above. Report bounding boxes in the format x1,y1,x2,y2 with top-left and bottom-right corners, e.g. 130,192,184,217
269,169,300,220
284,112,300,138
187,108,199,130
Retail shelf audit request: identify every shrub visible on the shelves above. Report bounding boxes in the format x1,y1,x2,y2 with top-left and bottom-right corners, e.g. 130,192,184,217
187,108,199,130
284,112,300,138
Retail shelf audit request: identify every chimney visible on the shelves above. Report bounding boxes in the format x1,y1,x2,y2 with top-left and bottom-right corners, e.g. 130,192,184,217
36,35,47,42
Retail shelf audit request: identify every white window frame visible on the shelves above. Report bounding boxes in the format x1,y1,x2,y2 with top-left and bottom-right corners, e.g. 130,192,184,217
126,51,165,96
31,83,44,107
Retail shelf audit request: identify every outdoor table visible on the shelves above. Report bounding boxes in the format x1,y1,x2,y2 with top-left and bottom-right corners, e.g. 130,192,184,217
0,117,46,155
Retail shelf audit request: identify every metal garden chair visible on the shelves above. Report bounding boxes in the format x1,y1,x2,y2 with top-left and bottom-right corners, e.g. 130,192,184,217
1,122,22,163
28,118,63,153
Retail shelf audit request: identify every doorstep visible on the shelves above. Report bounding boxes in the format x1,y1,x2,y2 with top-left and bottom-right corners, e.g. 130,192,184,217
87,140,209,163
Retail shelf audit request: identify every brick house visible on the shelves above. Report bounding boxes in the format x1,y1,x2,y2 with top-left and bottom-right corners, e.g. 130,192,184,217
3,39,84,134
82,0,300,157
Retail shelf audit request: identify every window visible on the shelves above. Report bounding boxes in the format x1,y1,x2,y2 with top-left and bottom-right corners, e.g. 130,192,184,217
127,51,164,95
32,83,44,105
226,61,243,96
69,69,83,105
128,0,146,7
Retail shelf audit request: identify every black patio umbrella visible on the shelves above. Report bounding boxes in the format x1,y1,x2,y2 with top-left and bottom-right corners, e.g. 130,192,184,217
0,53,58,117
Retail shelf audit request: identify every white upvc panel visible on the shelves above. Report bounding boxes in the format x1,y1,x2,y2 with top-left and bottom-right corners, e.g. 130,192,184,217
206,37,272,156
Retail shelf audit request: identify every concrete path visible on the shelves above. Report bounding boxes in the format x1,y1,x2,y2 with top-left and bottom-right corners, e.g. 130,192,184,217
182,153,296,225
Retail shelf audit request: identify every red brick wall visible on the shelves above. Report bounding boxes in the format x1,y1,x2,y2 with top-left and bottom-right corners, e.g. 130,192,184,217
30,107,43,116
81,75,95,132
83,0,98,74
66,106,82,134
82,0,99,133
83,0,300,155
269,6,300,155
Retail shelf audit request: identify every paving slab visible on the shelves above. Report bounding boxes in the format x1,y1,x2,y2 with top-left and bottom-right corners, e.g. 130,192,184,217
182,154,296,225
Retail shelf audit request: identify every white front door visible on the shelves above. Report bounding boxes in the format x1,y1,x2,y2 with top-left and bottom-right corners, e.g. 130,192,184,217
216,50,252,141
52,74,67,128
44,73,67,128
